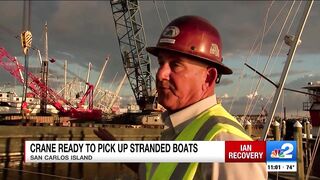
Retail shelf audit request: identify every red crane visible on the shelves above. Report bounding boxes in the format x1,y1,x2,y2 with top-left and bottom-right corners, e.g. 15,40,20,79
0,47,102,120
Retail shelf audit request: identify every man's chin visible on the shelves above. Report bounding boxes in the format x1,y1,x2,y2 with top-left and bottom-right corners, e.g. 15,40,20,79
158,100,177,112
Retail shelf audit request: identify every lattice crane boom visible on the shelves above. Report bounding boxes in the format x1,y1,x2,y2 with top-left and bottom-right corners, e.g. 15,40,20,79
110,0,154,110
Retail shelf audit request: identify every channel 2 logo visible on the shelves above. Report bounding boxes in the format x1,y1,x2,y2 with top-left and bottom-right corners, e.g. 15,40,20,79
266,141,296,162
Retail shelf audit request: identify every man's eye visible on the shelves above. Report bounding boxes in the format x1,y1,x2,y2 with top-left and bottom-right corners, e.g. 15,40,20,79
171,62,182,69
173,61,182,66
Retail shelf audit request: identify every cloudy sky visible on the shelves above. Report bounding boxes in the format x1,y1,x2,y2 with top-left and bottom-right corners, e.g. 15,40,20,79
0,1,319,117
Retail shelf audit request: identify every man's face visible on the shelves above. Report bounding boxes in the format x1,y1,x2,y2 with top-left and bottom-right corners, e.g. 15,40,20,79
156,52,210,112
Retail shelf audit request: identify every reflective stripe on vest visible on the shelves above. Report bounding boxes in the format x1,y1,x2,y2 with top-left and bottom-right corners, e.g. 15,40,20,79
146,104,251,180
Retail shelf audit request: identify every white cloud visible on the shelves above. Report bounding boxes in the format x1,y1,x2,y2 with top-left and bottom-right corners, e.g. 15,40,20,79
246,91,258,99
223,52,234,58
221,93,229,98
56,51,75,59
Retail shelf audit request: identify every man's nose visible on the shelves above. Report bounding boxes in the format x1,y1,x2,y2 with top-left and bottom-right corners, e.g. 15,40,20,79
156,64,170,81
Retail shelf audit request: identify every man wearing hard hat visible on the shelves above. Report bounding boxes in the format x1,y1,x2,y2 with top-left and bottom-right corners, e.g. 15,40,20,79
143,15,267,179
96,15,267,180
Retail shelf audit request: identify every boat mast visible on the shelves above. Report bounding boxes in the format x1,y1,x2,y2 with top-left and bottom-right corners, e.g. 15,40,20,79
85,62,92,92
64,60,68,99
261,0,314,140
93,57,109,98
107,73,127,112
40,22,49,114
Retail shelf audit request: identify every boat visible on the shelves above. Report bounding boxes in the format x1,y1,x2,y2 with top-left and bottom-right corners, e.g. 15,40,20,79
0,91,59,115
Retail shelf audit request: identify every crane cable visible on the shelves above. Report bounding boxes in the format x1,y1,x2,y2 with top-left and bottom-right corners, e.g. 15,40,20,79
246,1,301,117
22,0,31,31
248,1,302,118
228,29,260,113
245,1,296,117
152,0,164,28
242,1,277,117
246,1,295,117
229,1,274,113
0,24,43,56
150,0,171,105
21,0,32,106
21,0,32,56
242,1,290,117
243,1,288,117
161,0,170,23
152,0,171,28
248,1,303,118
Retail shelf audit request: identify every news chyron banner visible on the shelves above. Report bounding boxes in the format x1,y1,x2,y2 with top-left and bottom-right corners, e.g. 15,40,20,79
25,141,296,172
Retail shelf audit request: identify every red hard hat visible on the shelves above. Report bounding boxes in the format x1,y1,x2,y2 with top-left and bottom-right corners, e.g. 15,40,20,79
146,15,232,74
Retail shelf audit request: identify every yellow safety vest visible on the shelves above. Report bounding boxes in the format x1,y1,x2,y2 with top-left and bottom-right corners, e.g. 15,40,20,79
145,104,252,180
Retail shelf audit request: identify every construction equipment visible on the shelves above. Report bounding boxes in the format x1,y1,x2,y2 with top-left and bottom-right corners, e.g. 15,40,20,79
110,0,163,126
110,0,155,111
0,47,102,120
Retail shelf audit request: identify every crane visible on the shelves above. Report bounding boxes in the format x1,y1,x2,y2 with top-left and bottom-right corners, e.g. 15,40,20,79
0,47,102,120
109,0,164,126
110,0,155,111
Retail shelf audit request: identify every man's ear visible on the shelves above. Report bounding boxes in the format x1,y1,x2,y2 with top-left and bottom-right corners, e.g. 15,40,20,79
203,67,217,91
206,67,217,86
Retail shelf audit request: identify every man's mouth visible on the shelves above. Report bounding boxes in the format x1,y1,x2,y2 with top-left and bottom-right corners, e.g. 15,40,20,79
157,81,174,90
